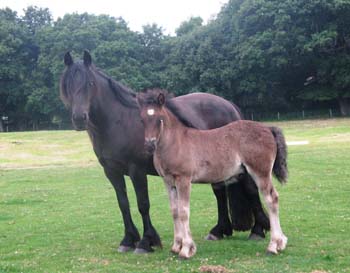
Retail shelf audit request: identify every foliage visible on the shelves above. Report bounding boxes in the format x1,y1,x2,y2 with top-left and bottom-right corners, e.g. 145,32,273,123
1,0,350,130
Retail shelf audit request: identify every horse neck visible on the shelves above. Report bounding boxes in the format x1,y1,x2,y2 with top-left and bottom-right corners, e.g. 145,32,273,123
88,72,138,133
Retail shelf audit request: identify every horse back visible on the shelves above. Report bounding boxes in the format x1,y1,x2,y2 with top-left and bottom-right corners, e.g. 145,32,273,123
171,93,241,130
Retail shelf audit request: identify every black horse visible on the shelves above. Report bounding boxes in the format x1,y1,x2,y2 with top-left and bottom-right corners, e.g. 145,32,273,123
60,51,269,253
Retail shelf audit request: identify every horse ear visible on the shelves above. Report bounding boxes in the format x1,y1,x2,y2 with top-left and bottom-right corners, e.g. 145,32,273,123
83,50,92,66
157,93,165,106
64,51,73,66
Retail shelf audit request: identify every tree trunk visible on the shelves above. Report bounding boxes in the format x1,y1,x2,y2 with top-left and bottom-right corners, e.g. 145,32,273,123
338,97,350,116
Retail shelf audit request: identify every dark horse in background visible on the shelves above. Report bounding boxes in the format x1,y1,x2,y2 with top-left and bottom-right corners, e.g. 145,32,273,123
59,51,269,253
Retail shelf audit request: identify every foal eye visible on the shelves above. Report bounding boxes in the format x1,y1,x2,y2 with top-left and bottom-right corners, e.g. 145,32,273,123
88,81,94,86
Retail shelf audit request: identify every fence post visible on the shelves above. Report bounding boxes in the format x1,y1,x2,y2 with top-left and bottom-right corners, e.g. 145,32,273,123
277,112,280,120
302,110,305,119
329,109,333,118
251,113,254,120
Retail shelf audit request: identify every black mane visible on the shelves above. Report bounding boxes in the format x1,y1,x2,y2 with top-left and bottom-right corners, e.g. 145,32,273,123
61,61,138,109
165,100,197,129
139,89,197,128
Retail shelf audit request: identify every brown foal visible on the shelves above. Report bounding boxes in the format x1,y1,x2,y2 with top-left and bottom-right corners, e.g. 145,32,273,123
137,89,288,259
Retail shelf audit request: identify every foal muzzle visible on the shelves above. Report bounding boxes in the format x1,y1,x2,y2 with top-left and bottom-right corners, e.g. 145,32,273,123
144,138,157,154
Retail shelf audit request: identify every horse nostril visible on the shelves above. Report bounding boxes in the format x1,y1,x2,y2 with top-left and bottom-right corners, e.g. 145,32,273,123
72,112,88,122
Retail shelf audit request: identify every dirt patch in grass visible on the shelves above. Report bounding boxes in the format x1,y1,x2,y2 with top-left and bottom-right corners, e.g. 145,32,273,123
199,265,233,273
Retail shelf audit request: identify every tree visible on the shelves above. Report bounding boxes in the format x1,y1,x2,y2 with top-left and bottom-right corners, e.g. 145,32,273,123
300,0,350,115
0,8,30,130
175,17,203,36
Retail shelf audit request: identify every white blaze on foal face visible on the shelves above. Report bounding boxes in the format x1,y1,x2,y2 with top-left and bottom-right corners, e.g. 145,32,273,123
143,107,161,146
147,108,155,116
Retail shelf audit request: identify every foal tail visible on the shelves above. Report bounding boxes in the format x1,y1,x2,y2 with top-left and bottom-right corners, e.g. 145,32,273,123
270,127,288,183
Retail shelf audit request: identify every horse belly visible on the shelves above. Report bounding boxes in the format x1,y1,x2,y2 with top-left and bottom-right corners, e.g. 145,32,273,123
192,159,242,184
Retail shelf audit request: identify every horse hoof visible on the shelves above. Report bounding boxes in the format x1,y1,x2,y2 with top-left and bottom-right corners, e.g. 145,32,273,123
134,248,152,254
277,235,288,251
266,250,278,256
118,245,134,253
205,233,220,241
248,233,265,241
178,255,190,260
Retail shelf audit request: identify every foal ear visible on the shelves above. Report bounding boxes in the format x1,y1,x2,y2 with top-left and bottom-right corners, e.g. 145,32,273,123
83,50,92,66
64,51,73,66
157,93,165,106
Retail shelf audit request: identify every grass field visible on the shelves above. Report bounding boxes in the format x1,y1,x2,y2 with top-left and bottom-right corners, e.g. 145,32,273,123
1,118,350,273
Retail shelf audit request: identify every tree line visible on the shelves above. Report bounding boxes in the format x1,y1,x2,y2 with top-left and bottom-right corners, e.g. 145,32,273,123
1,0,350,131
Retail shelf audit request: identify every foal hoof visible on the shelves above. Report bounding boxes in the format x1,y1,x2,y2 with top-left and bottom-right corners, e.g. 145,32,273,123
205,233,220,241
134,247,153,254
265,250,278,256
248,233,265,241
118,245,134,253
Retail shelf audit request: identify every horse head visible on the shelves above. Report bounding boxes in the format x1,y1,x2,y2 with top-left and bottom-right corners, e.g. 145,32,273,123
60,50,97,131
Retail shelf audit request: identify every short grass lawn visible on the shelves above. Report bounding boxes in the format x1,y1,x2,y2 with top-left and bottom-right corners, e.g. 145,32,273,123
1,118,350,272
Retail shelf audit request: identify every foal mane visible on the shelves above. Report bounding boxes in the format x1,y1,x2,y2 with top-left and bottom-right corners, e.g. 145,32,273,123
140,89,197,128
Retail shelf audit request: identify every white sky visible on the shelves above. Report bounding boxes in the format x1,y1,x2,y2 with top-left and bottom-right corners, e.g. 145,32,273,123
0,0,229,35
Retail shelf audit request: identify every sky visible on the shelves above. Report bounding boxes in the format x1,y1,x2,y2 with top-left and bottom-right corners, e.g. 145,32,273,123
0,0,229,35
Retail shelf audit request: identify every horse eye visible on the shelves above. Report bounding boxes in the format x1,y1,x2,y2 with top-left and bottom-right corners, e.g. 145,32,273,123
89,81,94,86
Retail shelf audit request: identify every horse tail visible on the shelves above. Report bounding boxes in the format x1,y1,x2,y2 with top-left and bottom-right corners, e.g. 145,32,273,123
270,126,288,184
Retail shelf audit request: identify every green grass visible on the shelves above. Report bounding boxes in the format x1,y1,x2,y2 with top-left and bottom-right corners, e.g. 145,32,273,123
1,118,350,273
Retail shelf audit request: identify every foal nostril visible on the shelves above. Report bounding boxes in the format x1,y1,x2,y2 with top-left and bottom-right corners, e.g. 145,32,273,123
145,138,156,153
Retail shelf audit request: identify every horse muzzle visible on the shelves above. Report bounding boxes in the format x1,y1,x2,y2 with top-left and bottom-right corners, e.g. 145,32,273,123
72,112,88,131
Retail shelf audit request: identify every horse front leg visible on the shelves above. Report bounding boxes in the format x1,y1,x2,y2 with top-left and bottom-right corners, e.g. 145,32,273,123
129,164,161,253
175,176,196,259
206,182,232,240
104,167,140,252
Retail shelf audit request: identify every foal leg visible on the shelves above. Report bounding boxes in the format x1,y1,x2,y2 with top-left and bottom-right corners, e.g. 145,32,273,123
129,164,162,253
175,177,197,259
255,176,287,254
164,182,182,254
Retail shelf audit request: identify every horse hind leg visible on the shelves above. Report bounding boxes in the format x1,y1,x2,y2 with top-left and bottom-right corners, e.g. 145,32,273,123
251,174,287,254
206,182,232,240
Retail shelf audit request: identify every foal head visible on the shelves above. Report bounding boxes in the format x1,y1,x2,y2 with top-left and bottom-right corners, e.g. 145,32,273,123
60,50,98,130
137,89,171,153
